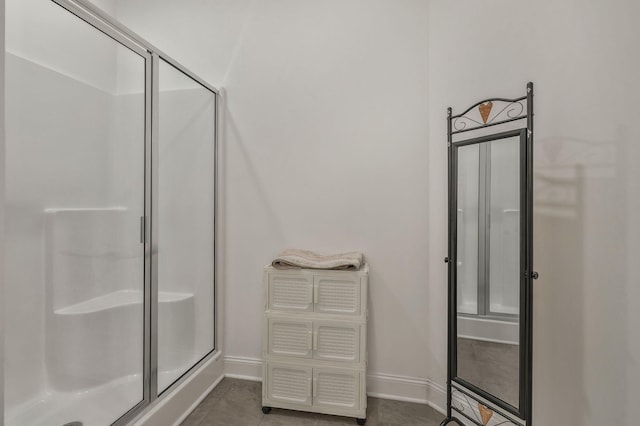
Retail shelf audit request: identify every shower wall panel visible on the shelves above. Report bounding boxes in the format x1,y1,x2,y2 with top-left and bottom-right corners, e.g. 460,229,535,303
5,0,119,93
488,139,520,315
4,52,112,409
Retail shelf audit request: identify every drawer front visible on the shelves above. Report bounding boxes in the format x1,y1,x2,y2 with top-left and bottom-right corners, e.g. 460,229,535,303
313,368,360,410
314,275,361,316
267,363,312,406
268,318,313,359
269,274,313,313
314,321,361,363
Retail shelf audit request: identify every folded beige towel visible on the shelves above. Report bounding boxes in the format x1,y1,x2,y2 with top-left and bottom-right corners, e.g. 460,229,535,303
272,249,364,271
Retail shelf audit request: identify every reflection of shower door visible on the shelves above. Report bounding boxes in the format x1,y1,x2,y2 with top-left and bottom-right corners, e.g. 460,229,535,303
456,139,520,320
473,141,521,319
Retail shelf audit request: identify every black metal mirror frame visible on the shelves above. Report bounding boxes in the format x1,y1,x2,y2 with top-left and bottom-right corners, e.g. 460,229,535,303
441,83,536,426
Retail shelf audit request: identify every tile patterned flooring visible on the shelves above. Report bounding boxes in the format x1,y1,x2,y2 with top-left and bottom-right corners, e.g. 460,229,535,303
180,378,446,426
457,338,519,408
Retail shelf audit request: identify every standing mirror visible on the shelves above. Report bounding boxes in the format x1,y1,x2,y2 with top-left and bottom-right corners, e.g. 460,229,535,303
441,83,537,426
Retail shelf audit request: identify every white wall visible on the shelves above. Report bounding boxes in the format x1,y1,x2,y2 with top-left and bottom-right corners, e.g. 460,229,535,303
222,1,640,423
428,1,640,424
223,0,430,385
1,0,6,423
112,0,255,85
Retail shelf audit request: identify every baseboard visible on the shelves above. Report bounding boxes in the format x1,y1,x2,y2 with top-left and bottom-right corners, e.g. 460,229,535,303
224,355,262,381
223,355,446,414
367,372,446,414
425,379,447,415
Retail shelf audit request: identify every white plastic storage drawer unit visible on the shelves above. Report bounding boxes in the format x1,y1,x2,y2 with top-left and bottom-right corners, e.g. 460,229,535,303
262,265,368,425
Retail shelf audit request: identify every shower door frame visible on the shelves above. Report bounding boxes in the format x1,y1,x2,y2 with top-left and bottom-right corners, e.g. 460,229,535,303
46,1,220,424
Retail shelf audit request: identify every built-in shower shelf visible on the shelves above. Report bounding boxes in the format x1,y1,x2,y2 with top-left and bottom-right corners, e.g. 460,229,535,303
55,289,193,315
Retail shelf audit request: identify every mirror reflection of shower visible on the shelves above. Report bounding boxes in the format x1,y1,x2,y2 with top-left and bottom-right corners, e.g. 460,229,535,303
457,137,520,345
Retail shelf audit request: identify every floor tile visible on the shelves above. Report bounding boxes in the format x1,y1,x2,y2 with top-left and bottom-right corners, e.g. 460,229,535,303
258,408,319,425
376,398,441,426
181,378,447,426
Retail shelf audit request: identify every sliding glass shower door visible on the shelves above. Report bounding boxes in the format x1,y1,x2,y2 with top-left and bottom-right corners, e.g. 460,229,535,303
4,0,148,425
4,1,218,425
156,58,216,393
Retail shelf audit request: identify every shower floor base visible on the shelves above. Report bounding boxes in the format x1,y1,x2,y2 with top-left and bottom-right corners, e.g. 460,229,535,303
5,369,187,426
457,315,519,345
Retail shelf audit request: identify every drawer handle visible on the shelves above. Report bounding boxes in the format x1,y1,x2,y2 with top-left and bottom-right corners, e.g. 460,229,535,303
313,330,318,351
309,377,313,398
308,330,313,351
312,377,317,398
313,284,318,304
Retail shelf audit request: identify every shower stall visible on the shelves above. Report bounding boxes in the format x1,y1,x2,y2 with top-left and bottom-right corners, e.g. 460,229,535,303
456,137,520,344
4,0,217,425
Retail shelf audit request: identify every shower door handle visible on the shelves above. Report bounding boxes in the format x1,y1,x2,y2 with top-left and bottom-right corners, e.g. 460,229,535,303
140,216,146,244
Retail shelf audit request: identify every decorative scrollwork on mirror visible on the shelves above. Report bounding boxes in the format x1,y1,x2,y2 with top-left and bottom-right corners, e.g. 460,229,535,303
450,93,529,135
